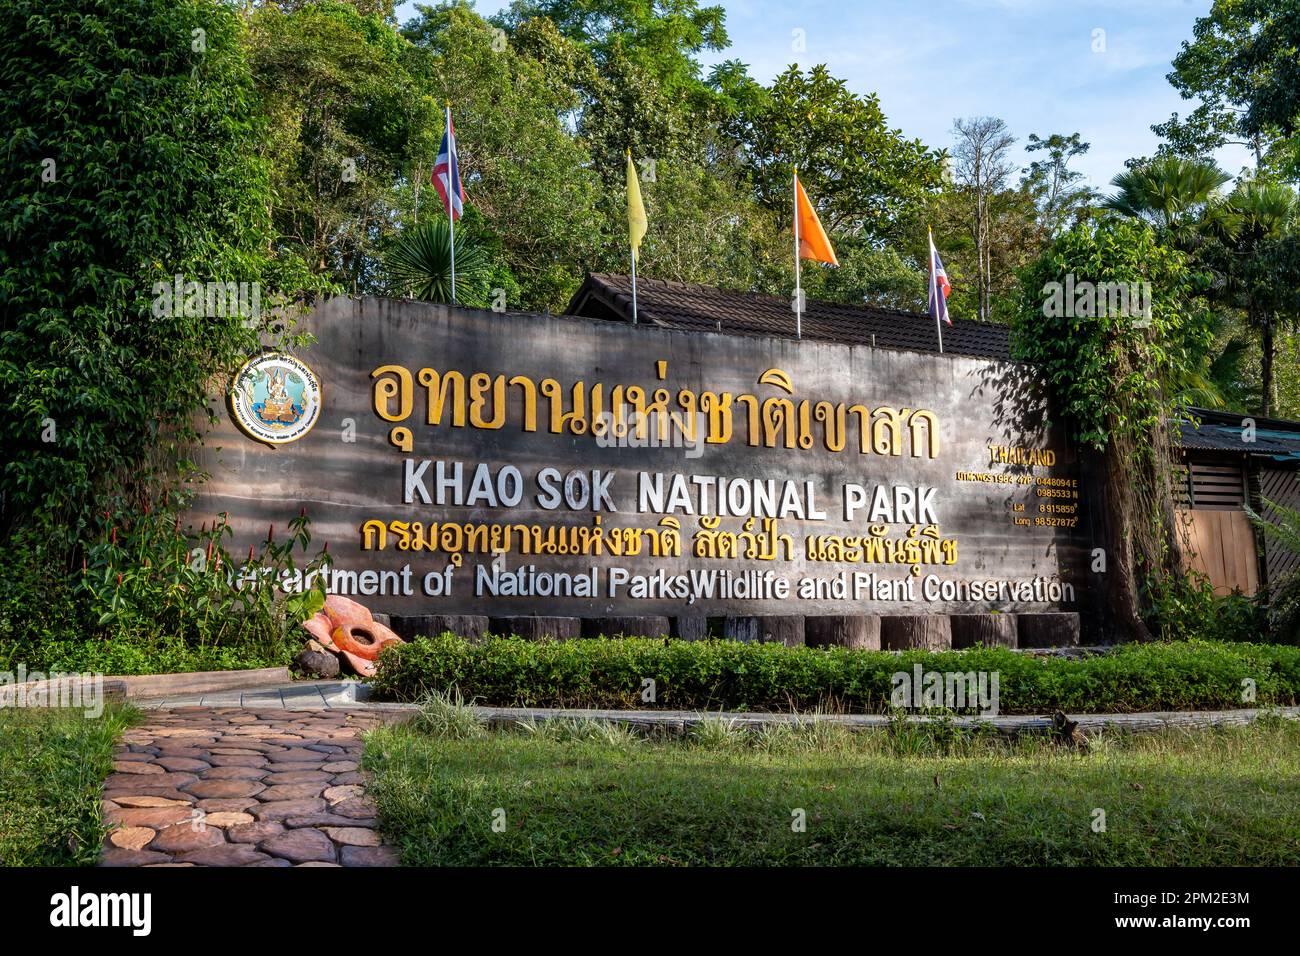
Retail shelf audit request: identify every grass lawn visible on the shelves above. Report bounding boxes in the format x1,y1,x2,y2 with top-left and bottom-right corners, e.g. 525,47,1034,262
364,707,1300,866
0,705,138,866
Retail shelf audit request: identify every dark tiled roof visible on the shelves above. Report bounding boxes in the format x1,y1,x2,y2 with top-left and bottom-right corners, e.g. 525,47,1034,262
1180,408,1300,462
566,273,1012,361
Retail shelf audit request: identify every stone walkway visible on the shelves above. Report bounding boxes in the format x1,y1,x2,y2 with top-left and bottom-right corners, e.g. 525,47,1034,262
100,707,403,867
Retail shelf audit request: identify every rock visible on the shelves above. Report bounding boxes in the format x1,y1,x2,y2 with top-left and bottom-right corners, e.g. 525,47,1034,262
260,827,337,864
225,821,287,844
111,760,164,775
321,760,359,773
339,845,401,867
204,812,255,828
111,795,193,808
99,848,173,867
154,756,211,773
194,797,259,813
109,827,155,850
331,796,377,819
323,785,363,805
251,798,328,821
175,844,271,867
106,806,195,829
262,770,332,785
293,644,340,679
184,779,266,800
147,823,225,853
322,827,381,847
201,766,268,781
257,783,327,802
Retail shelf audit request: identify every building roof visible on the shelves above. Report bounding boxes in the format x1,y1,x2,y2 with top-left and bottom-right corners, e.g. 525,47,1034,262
566,273,1013,361
1181,408,1300,463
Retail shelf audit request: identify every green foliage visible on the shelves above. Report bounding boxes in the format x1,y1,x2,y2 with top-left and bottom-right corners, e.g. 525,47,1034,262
371,634,1300,713
0,0,285,540
1013,219,1211,449
0,705,138,866
1103,156,1231,236
0,504,326,675
365,717,1300,865
384,220,493,306
726,65,944,241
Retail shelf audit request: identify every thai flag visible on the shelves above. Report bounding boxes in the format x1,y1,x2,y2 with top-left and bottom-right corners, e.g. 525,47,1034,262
432,113,464,221
928,230,952,326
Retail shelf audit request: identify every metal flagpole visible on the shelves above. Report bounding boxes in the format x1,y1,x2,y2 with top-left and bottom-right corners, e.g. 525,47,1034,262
929,225,943,355
630,244,639,325
794,168,802,340
446,103,456,306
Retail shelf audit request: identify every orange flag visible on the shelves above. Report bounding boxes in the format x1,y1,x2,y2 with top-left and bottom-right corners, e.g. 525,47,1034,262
795,174,838,266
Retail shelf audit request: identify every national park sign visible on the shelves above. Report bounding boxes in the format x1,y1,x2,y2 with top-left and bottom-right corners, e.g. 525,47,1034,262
194,297,1093,620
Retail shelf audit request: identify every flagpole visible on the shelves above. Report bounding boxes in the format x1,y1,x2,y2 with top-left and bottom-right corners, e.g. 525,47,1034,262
793,168,802,340
630,245,639,326
929,225,944,355
446,102,457,306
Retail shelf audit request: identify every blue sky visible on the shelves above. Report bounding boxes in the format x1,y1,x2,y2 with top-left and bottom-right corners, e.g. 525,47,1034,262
395,0,1250,191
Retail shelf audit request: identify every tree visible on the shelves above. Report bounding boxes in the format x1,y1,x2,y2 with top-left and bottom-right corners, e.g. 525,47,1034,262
1102,156,1231,239
1014,220,1213,640
1022,133,1097,238
383,220,493,306
249,0,428,291
404,7,605,310
1153,0,1295,175
1199,179,1300,415
0,0,295,544
1231,0,1300,144
950,117,1018,321
730,66,943,242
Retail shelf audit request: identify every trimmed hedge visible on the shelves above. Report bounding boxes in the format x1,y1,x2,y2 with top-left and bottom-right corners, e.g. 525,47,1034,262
370,635,1300,715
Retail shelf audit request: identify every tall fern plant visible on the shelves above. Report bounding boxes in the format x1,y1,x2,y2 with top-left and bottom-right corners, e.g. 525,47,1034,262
1247,497,1300,642
384,220,492,307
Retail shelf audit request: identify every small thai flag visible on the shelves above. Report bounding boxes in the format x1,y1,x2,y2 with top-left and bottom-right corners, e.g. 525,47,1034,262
432,112,464,221
928,229,952,326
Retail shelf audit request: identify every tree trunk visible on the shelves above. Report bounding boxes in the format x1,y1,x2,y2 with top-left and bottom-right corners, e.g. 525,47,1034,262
1103,436,1153,642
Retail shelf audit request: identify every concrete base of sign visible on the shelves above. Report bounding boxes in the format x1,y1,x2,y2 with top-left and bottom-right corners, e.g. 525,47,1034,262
882,615,953,651
950,613,1018,649
489,616,582,641
1017,612,1081,648
671,616,711,641
805,615,881,650
724,616,805,646
581,616,672,639
391,615,490,642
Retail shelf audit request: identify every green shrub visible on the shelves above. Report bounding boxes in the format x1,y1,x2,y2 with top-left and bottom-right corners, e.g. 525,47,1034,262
371,634,1300,714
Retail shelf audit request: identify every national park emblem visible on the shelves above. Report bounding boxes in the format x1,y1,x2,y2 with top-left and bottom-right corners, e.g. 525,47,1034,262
229,353,321,445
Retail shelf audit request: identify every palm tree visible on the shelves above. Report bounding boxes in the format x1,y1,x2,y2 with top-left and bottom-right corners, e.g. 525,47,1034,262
384,220,493,307
1103,156,1231,237
1200,179,1299,415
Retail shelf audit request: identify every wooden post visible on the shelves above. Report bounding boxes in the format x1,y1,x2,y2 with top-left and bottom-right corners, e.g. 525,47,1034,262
949,614,1017,649
805,615,881,650
881,615,953,651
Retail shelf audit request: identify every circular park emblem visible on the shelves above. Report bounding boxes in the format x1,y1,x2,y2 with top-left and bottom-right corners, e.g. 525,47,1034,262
229,352,321,445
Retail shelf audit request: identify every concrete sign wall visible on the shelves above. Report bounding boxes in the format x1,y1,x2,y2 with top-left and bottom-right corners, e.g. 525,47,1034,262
193,297,1093,620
